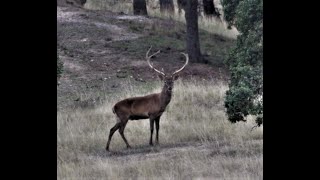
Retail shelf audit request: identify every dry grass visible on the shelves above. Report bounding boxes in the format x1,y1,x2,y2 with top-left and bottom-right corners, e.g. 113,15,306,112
57,79,263,179
84,0,239,39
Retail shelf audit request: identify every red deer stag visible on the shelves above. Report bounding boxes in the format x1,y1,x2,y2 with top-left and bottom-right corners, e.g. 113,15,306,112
106,47,189,151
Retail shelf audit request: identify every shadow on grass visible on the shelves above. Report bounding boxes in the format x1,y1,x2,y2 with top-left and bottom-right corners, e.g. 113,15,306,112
92,142,196,158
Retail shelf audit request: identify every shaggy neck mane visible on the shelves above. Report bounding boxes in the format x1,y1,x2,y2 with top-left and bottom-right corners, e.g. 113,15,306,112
160,83,172,109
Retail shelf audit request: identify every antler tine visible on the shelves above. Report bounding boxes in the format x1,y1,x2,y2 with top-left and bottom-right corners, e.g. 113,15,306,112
146,46,165,76
173,52,189,75
146,46,161,59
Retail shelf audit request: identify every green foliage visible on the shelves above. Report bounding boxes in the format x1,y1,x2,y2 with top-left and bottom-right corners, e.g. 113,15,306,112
222,0,263,126
57,55,63,78
221,0,241,29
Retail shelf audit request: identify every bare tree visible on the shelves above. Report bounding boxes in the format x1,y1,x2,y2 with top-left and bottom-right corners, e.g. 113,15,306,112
160,0,175,14
202,0,220,17
133,0,148,15
177,0,184,14
183,0,203,63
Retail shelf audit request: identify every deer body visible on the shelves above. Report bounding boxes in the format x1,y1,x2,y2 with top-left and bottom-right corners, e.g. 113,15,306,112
106,47,188,151
114,90,172,121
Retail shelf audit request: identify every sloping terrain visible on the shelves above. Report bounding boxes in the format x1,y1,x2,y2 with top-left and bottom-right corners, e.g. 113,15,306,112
57,4,262,180
57,5,234,110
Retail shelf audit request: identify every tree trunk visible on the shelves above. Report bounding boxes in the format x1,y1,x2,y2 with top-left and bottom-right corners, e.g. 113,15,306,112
133,0,148,16
177,0,184,14
202,0,220,17
78,0,86,5
160,0,174,14
184,0,203,63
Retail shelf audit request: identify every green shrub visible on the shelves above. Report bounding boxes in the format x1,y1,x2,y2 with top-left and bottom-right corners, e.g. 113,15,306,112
222,0,263,126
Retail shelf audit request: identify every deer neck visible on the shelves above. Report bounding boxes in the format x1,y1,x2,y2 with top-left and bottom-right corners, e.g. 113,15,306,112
160,85,173,110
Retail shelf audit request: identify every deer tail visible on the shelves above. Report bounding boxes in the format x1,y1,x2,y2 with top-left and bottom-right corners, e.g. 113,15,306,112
112,105,116,114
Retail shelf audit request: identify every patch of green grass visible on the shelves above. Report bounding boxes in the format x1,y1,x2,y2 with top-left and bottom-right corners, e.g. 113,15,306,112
109,34,186,58
199,30,235,67
127,21,145,32
109,27,234,67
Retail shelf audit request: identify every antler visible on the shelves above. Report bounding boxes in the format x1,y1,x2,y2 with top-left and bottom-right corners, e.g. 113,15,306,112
173,53,189,75
146,46,165,76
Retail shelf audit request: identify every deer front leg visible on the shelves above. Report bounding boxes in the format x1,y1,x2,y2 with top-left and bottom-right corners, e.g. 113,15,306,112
155,116,160,145
149,118,155,146
106,122,121,151
119,121,131,149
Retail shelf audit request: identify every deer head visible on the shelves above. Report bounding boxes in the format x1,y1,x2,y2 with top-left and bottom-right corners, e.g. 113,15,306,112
146,46,189,92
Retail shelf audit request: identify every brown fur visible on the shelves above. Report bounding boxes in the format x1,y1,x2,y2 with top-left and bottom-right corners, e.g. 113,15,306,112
105,75,178,151
105,48,188,151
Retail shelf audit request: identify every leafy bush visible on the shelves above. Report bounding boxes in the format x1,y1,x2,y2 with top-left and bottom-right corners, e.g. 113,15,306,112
222,0,263,126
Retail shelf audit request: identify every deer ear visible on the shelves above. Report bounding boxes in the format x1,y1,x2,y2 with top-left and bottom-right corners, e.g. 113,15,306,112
173,74,179,81
158,74,165,80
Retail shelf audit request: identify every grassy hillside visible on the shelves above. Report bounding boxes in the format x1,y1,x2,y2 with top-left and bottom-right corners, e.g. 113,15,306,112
57,5,234,110
57,3,262,180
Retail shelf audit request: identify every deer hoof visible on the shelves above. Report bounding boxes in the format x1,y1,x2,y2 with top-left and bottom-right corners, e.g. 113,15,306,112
127,145,132,149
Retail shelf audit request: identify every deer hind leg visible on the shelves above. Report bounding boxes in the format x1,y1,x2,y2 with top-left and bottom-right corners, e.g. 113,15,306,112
149,118,155,146
155,117,160,145
119,120,131,149
106,122,121,151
